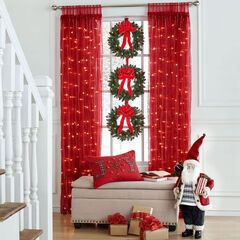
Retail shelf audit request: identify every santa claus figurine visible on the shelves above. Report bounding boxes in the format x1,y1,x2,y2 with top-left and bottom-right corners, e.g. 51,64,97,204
173,134,214,239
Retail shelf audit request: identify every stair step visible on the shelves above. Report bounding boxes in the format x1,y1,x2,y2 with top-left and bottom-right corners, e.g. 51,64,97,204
20,229,43,240
0,202,26,221
0,169,5,175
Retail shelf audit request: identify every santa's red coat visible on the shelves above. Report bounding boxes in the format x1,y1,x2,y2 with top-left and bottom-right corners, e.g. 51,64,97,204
173,173,214,211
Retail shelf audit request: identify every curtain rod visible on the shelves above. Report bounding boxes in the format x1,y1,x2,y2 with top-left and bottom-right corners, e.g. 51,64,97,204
51,1,199,11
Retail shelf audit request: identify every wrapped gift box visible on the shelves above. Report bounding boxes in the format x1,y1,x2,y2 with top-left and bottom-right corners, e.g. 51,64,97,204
128,219,140,235
195,176,208,195
128,205,153,235
144,227,169,240
109,224,128,236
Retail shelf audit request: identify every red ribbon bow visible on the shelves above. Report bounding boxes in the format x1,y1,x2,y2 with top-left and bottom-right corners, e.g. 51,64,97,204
118,18,137,49
108,213,128,225
117,67,135,96
117,102,135,134
139,215,163,240
130,212,151,220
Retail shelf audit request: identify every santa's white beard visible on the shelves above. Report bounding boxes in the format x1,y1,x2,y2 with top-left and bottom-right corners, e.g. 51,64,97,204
181,165,200,184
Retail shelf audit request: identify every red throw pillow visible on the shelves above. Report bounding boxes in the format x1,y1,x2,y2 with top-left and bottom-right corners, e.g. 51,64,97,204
89,150,143,188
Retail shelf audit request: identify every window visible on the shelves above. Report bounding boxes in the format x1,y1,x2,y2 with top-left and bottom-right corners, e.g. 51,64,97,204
101,17,149,166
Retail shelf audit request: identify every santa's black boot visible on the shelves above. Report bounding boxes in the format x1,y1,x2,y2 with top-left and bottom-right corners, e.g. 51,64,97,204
195,230,202,239
182,229,194,237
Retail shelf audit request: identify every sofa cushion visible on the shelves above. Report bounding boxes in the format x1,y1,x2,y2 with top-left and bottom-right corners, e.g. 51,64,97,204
89,150,143,188
72,188,175,200
72,176,177,190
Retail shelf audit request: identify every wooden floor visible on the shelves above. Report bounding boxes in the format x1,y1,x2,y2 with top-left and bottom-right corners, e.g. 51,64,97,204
53,213,240,240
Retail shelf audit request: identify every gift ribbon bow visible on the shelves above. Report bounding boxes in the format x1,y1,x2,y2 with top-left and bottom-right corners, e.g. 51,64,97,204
118,18,137,49
117,67,135,96
108,213,128,224
139,215,163,240
117,102,135,134
130,212,151,220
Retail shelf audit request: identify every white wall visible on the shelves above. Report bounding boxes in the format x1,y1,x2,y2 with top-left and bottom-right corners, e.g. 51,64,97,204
5,0,240,216
5,0,54,76
192,0,240,216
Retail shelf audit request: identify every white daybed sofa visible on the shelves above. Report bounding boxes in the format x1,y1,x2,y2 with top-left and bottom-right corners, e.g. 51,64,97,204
71,176,178,231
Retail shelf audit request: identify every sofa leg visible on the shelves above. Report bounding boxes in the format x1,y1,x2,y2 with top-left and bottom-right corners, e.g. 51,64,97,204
168,225,177,232
74,223,82,229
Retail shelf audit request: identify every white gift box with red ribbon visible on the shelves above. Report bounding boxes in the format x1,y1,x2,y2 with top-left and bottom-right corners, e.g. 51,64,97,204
195,177,208,195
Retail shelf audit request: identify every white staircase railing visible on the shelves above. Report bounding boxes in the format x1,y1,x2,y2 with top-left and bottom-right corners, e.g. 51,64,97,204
0,0,53,239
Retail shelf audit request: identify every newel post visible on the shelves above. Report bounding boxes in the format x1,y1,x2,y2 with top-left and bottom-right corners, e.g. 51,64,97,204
35,76,54,240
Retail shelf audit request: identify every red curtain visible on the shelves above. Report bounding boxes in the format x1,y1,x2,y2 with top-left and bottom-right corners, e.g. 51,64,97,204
148,3,191,172
60,5,102,214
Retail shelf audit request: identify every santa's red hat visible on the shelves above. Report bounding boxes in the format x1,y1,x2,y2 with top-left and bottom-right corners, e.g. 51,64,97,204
183,134,206,167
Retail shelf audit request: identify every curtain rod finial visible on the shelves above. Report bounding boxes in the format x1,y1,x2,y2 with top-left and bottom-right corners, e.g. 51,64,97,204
193,1,200,6
52,5,58,11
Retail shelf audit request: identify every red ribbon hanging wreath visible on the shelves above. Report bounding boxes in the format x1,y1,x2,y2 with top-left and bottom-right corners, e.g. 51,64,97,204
117,66,135,96
118,18,137,49
117,102,135,134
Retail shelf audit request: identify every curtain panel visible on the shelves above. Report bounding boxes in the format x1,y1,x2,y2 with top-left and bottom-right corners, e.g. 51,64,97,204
60,5,102,214
148,3,191,172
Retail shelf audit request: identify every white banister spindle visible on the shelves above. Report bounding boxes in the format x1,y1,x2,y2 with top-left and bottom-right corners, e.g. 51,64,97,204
13,64,24,230
22,128,31,228
30,104,39,228
3,92,14,201
36,76,54,240
0,18,6,204
22,85,32,229
3,43,15,202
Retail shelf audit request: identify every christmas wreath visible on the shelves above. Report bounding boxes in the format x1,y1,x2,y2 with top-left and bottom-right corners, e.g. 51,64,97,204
108,18,144,58
106,103,144,141
109,64,145,101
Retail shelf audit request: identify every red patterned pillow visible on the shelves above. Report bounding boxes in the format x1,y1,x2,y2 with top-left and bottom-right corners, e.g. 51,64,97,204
89,150,143,188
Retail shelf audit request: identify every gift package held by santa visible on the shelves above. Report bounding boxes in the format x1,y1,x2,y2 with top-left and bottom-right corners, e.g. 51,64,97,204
128,205,153,235
139,215,168,240
195,175,208,195
108,213,128,236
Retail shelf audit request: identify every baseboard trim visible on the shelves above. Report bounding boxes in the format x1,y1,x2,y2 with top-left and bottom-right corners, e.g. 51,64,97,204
206,210,240,216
